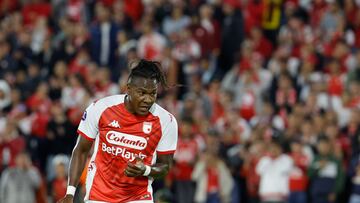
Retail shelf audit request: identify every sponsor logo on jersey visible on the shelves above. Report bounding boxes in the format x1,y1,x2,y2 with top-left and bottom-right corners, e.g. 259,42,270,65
106,131,147,150
143,122,152,134
101,143,147,162
108,120,120,128
81,111,87,121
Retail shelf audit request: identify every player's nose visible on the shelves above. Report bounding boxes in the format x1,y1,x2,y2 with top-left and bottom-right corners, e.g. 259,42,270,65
143,94,154,104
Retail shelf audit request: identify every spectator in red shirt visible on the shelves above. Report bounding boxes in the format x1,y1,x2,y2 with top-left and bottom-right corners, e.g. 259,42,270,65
51,158,68,202
250,26,273,60
192,133,234,203
288,139,311,203
326,59,345,97
26,82,52,138
242,0,264,36
137,20,167,61
26,82,51,172
242,140,266,203
192,4,221,58
0,118,26,172
21,0,51,28
173,118,200,203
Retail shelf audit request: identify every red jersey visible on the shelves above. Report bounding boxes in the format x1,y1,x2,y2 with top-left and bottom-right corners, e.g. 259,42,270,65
77,95,178,202
173,138,199,181
289,153,309,191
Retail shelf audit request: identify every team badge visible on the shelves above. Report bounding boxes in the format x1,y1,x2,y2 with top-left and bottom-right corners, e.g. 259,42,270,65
142,122,152,134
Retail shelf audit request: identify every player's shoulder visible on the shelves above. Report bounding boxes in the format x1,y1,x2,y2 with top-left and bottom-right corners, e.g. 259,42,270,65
151,103,177,125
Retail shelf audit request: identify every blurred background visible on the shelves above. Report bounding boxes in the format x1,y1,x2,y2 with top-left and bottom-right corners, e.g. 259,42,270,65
0,0,360,203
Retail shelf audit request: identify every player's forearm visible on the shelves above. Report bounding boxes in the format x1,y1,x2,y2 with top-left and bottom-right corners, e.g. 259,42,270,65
68,147,89,186
149,163,170,178
148,154,173,179
149,163,170,179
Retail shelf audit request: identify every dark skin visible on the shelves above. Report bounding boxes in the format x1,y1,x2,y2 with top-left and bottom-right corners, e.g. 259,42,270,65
57,77,174,203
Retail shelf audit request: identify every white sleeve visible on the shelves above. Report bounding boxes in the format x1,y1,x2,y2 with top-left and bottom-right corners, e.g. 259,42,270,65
156,115,178,154
256,157,271,176
77,102,101,140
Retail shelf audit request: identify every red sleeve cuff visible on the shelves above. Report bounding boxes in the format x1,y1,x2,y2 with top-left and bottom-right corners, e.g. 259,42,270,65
156,150,176,155
77,130,95,141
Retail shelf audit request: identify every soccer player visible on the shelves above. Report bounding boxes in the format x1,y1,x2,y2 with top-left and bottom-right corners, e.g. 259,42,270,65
58,60,178,203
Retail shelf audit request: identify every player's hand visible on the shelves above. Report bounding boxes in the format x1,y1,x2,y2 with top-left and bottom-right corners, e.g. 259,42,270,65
57,195,74,203
124,157,146,177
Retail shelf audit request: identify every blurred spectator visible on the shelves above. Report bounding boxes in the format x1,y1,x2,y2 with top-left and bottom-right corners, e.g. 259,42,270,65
0,151,41,203
0,118,25,172
349,154,360,203
50,155,68,202
192,134,234,203
46,104,76,156
93,67,119,99
23,63,43,98
65,0,89,24
112,0,134,31
30,16,49,55
0,40,16,76
27,82,52,171
192,4,220,58
0,79,11,111
172,28,201,63
242,140,266,203
116,30,137,71
319,0,344,42
217,0,244,75
242,0,264,35
250,27,273,60
137,19,167,61
256,141,293,203
162,6,190,38
48,60,68,101
0,0,19,16
61,74,87,110
308,136,344,203
288,139,311,203
161,45,179,89
326,59,345,97
89,2,120,68
172,118,200,203
179,85,212,121
343,110,360,158
21,0,51,28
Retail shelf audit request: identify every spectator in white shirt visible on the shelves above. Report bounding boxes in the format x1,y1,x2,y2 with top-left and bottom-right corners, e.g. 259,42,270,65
256,141,293,203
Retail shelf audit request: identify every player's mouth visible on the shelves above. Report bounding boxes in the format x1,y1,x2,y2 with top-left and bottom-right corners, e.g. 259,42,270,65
139,106,150,112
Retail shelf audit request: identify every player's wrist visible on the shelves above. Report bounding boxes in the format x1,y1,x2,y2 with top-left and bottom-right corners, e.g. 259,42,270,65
143,165,151,176
66,185,76,196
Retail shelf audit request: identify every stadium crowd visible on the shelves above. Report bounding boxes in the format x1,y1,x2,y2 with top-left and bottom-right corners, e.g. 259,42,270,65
0,0,360,203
